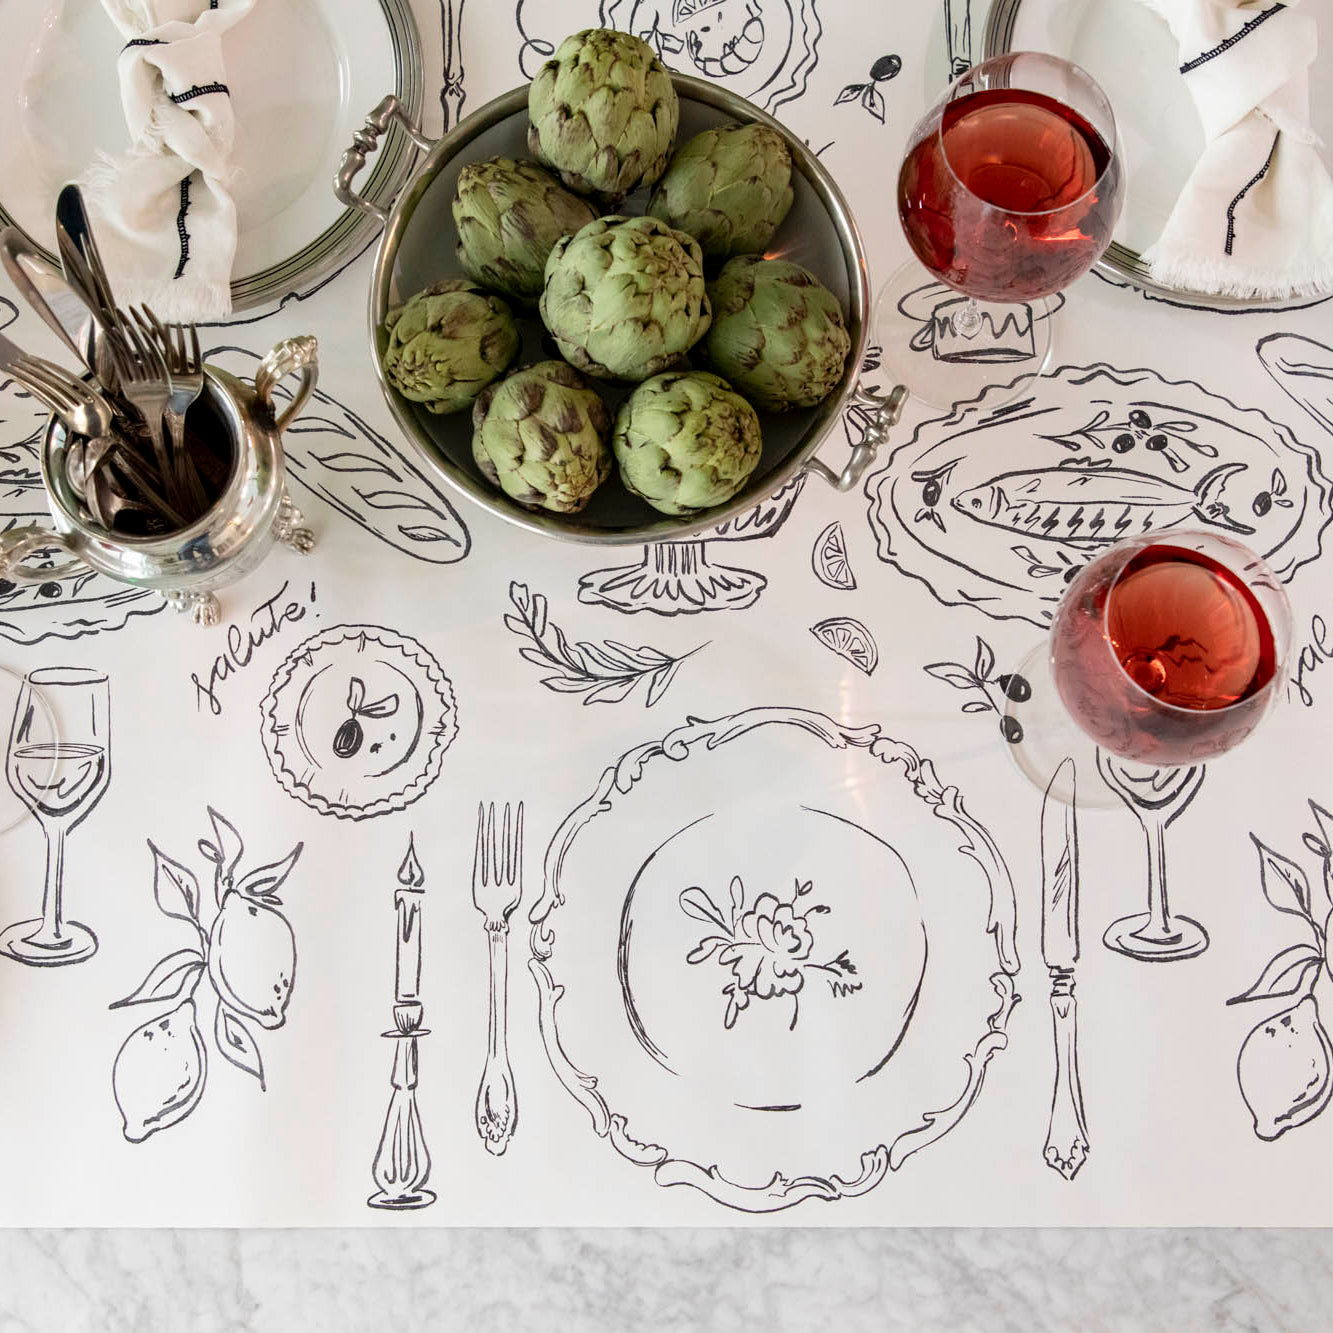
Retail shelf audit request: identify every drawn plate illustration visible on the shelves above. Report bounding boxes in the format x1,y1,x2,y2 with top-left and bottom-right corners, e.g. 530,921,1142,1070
529,706,1018,1212
866,363,1333,628
261,625,458,821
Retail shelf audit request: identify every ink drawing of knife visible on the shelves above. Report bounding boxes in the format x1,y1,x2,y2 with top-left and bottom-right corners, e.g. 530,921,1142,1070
1042,757,1089,1181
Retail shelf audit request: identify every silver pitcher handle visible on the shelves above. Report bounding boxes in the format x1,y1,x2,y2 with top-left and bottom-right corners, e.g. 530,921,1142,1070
333,95,436,226
803,383,908,492
0,526,86,583
254,336,319,434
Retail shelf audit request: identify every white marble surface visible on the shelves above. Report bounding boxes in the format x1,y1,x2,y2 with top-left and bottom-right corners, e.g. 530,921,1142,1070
0,1229,1329,1330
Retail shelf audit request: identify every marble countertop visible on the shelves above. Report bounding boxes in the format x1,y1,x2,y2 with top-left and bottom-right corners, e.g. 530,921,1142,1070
2,1229,1329,1330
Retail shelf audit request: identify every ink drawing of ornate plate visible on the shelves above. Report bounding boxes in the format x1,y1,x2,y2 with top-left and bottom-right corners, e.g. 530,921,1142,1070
529,706,1019,1213
865,362,1333,629
261,624,457,820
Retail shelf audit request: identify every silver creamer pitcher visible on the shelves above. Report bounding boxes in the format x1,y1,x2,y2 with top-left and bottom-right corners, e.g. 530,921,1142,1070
0,336,318,626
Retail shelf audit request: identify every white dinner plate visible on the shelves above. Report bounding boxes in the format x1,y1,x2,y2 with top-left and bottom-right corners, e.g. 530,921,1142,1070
984,0,1333,309
0,0,421,313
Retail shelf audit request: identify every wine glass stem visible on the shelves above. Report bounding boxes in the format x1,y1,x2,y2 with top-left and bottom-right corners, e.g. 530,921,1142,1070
30,825,67,947
954,298,984,337
1142,821,1175,941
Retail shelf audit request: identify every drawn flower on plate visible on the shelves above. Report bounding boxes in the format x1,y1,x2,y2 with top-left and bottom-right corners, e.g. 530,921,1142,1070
680,875,861,1030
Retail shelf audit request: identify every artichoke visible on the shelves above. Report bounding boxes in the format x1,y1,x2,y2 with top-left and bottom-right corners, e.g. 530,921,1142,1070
472,361,612,514
527,28,679,204
381,278,520,414
453,157,598,306
647,124,794,261
541,215,711,381
612,370,763,515
704,257,851,412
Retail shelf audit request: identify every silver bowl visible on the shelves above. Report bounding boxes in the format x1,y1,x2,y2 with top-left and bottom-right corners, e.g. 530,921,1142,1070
335,77,902,545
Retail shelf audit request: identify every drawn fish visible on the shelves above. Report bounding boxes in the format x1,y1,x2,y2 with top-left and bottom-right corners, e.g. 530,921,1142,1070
951,461,1254,542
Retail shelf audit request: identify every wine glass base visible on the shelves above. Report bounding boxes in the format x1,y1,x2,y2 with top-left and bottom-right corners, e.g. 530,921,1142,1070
1103,913,1210,962
0,918,98,967
1003,645,1123,809
873,259,1055,411
367,1189,436,1210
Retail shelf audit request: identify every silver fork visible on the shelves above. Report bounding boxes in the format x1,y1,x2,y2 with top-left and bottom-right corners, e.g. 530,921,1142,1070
136,309,208,512
471,801,523,1156
114,310,182,514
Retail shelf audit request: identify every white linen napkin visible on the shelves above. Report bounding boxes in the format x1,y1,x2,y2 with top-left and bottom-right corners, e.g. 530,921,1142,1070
1137,0,1333,300
81,0,255,320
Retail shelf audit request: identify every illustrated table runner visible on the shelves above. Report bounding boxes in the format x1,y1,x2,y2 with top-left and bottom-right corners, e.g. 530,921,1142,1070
1,0,1333,1225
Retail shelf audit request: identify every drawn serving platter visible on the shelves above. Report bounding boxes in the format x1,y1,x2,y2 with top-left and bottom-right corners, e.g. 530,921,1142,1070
530,706,1018,1212
984,0,1332,309
0,0,421,312
866,361,1333,629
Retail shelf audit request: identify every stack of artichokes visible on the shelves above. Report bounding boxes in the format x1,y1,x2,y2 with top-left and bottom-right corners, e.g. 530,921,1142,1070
379,26,852,520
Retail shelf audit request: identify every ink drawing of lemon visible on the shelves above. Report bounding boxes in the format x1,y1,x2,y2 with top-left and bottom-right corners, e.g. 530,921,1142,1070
810,616,878,675
812,521,856,590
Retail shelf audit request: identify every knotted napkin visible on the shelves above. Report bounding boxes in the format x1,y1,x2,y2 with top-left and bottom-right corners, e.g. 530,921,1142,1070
1137,0,1333,299
82,0,255,320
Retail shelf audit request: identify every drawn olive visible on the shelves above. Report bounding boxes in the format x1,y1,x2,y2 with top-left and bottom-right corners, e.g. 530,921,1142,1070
1253,492,1273,517
871,54,902,81
332,716,364,758
0,579,14,596
1112,433,1135,453
37,582,61,598
998,673,1032,703
1145,433,1169,451
1000,715,1024,744
922,478,942,506
1063,565,1082,583
1129,409,1151,429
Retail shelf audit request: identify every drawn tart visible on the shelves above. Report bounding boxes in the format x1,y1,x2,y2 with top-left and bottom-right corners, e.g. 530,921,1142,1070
260,624,457,820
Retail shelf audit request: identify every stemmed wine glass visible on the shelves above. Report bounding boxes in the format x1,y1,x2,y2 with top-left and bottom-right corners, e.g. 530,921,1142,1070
4,667,111,966
877,51,1124,409
1008,531,1292,961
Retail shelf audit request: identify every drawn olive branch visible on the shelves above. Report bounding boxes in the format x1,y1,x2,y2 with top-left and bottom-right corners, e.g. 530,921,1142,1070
505,581,704,707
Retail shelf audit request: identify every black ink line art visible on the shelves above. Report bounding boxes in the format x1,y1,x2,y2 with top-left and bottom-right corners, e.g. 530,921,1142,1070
595,0,822,112
811,520,856,589
261,624,459,821
506,581,703,706
1227,803,1333,1141
0,376,164,644
1041,756,1088,1181
2,667,110,967
110,809,301,1142
0,297,17,331
473,802,523,1156
203,346,471,566
842,343,884,449
369,834,436,1208
1097,754,1209,963
810,616,878,675
944,0,971,81
441,0,467,130
1258,334,1333,441
529,705,1018,1212
579,475,805,615
866,361,1333,628
924,634,1032,746
896,281,1063,366
834,53,900,123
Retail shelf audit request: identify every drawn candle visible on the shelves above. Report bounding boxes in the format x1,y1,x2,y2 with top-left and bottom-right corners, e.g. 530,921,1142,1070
395,834,425,1003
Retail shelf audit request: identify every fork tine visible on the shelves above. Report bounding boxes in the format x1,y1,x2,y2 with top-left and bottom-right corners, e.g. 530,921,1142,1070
500,803,511,882
472,800,487,885
189,324,202,374
487,802,498,888
512,802,524,887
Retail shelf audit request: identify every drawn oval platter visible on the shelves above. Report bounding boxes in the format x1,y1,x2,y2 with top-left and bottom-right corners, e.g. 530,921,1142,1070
261,624,457,821
865,362,1333,628
529,706,1018,1212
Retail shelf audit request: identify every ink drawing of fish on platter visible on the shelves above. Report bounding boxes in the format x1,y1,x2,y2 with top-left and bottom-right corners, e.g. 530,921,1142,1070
865,362,1333,628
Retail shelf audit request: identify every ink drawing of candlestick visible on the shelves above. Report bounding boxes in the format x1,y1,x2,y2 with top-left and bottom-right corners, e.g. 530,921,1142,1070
368,834,436,1210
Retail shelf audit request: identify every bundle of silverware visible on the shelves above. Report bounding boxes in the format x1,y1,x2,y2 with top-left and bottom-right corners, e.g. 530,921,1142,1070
0,184,224,539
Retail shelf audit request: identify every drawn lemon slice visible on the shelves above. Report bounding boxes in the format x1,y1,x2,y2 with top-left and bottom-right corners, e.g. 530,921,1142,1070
812,520,857,590
810,616,879,675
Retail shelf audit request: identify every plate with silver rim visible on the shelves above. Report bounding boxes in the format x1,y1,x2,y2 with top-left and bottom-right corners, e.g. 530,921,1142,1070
0,0,421,315
984,0,1332,310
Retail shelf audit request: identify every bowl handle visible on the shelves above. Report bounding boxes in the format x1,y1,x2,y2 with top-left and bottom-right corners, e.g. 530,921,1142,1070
0,526,87,584
802,383,907,492
333,95,436,227
255,336,320,434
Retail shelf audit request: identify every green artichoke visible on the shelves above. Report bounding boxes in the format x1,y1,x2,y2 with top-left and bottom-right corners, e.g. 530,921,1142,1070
647,124,794,261
527,28,678,204
612,370,763,515
541,215,711,382
382,279,520,414
472,361,612,514
704,257,851,412
453,157,598,306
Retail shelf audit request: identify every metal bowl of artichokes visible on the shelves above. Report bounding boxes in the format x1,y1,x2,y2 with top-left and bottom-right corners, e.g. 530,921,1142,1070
335,50,900,545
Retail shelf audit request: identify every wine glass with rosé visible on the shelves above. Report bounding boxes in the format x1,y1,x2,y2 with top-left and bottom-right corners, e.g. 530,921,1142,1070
1006,531,1292,961
875,52,1123,409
